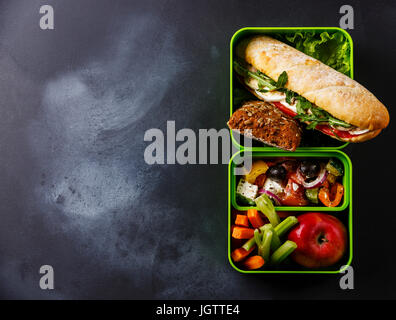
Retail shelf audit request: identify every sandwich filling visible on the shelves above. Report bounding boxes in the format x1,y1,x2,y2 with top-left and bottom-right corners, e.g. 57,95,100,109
234,61,370,139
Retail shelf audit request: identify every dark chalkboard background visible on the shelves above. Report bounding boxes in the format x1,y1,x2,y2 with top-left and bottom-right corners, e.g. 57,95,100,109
0,0,394,299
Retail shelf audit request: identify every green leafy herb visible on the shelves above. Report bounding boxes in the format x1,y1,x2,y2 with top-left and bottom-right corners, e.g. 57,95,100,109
328,117,352,128
276,71,288,88
257,82,269,93
234,61,277,91
306,121,319,130
284,90,295,104
295,98,311,114
311,106,327,118
294,97,351,130
233,61,289,92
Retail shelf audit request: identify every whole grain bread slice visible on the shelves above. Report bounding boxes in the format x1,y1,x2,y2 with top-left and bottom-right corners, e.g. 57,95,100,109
227,101,302,151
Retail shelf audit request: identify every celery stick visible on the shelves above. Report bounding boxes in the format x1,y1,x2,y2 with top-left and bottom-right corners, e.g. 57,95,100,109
242,237,256,251
260,229,273,262
254,229,262,247
262,224,281,251
270,240,297,265
255,194,280,227
255,229,265,258
274,216,298,237
242,226,266,251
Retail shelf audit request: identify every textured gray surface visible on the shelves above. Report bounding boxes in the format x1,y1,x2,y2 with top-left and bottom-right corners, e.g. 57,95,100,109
0,0,395,299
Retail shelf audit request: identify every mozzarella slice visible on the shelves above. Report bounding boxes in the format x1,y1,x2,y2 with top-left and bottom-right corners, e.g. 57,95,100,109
263,178,284,195
255,90,298,114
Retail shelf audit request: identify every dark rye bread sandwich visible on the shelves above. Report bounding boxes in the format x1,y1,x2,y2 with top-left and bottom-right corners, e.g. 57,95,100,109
227,100,302,151
233,35,390,142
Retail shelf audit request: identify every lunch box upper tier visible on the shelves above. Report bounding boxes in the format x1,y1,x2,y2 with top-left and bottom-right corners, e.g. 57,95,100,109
229,150,352,212
229,27,354,151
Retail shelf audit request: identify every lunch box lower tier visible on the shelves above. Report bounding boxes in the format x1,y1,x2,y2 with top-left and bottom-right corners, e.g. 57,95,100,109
228,150,353,273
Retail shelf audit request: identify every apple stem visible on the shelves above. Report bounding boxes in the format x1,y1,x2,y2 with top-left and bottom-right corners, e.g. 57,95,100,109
318,233,329,245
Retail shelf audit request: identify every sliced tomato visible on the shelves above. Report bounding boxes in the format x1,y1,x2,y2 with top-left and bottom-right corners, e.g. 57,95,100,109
272,102,297,117
280,178,309,206
288,171,305,185
315,125,356,139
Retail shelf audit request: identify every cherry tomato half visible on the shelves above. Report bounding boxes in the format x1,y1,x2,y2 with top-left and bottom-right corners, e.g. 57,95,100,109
281,178,309,206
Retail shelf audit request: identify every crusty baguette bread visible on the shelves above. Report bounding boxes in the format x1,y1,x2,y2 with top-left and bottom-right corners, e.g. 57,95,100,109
337,128,382,142
236,35,390,132
227,101,302,151
241,82,382,143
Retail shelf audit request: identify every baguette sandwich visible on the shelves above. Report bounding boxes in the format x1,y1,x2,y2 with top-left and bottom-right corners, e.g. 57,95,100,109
233,35,389,142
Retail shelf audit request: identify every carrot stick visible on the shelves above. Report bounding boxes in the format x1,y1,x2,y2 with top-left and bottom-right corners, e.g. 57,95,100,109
247,209,265,228
243,255,265,270
231,246,255,262
235,214,249,227
231,225,245,247
232,226,255,239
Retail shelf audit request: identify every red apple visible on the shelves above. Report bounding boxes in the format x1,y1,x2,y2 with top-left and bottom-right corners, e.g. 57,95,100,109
287,212,347,268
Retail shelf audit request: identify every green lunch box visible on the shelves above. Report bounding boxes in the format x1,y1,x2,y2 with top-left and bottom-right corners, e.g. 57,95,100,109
228,150,353,274
228,27,354,274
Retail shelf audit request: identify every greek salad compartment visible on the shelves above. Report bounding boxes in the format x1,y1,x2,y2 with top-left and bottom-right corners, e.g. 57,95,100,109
230,151,351,212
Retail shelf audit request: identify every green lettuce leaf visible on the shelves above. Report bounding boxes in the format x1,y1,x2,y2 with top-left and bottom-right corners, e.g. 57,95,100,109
276,31,350,75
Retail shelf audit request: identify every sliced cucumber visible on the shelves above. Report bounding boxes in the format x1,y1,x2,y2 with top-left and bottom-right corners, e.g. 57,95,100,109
236,193,256,206
326,159,344,177
305,188,319,204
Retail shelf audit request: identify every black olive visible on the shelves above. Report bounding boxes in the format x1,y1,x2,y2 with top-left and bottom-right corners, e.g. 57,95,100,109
299,160,321,179
267,165,287,182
